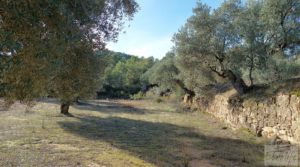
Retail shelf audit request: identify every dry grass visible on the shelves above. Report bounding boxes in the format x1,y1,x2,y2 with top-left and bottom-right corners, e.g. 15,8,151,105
0,99,266,167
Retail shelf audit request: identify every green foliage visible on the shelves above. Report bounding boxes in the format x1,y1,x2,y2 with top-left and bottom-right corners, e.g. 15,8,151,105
0,0,139,107
98,51,156,98
143,52,179,91
155,98,163,103
49,44,108,103
260,0,300,53
97,50,132,65
264,55,300,82
171,0,300,96
291,90,300,97
130,91,144,100
173,0,251,94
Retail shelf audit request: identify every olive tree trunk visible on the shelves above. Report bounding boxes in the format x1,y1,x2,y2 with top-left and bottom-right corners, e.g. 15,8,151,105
61,102,70,115
225,70,249,94
174,79,195,104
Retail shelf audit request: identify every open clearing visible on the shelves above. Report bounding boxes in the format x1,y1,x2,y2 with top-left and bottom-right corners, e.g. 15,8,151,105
0,99,266,167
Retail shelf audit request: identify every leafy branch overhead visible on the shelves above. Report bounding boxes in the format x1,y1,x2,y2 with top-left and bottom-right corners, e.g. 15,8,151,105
0,0,138,114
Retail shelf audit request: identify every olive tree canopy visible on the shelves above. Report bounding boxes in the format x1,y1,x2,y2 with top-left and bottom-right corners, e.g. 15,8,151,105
0,0,139,114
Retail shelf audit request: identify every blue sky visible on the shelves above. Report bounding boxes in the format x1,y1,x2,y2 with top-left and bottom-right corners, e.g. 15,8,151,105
107,0,224,59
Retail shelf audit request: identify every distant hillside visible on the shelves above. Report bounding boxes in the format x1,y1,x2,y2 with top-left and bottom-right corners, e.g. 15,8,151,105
96,50,132,65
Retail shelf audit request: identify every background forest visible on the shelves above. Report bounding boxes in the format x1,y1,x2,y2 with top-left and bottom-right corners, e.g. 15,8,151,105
99,0,300,103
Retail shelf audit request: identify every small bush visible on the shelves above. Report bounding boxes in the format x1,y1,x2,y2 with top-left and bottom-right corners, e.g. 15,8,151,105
145,87,166,99
155,98,163,103
130,92,144,100
291,90,300,97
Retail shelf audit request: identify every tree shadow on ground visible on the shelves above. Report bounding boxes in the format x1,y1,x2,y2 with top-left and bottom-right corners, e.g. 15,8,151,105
38,98,148,115
58,116,264,167
72,100,149,115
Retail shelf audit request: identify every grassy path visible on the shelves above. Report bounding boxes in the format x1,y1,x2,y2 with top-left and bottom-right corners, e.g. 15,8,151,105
0,99,266,167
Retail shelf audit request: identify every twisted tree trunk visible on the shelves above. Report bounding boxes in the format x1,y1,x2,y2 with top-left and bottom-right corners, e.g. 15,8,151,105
209,66,250,94
174,79,195,96
174,79,195,104
248,55,254,87
224,70,249,94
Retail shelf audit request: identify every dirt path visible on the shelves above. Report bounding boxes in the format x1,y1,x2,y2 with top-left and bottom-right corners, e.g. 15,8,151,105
0,99,266,166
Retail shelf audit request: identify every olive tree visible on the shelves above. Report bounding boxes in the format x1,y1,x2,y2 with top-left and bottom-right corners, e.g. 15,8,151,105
173,0,300,94
0,0,139,114
143,52,195,97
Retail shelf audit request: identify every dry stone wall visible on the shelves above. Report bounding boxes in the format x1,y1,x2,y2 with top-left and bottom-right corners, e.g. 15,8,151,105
191,89,300,144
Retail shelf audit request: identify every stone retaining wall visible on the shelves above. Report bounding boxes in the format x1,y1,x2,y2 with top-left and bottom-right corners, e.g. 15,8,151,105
190,90,300,144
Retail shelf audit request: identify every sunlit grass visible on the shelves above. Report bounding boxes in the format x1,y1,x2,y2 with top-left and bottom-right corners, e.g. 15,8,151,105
0,99,266,166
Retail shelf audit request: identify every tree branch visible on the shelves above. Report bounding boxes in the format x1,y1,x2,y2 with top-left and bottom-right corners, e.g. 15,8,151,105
209,65,226,78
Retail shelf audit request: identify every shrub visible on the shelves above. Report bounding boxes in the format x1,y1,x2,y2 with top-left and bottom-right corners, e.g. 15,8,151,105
130,91,144,100
155,98,163,103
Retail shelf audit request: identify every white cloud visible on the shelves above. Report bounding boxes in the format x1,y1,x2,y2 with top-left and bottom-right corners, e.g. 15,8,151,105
107,36,173,59
129,37,172,58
